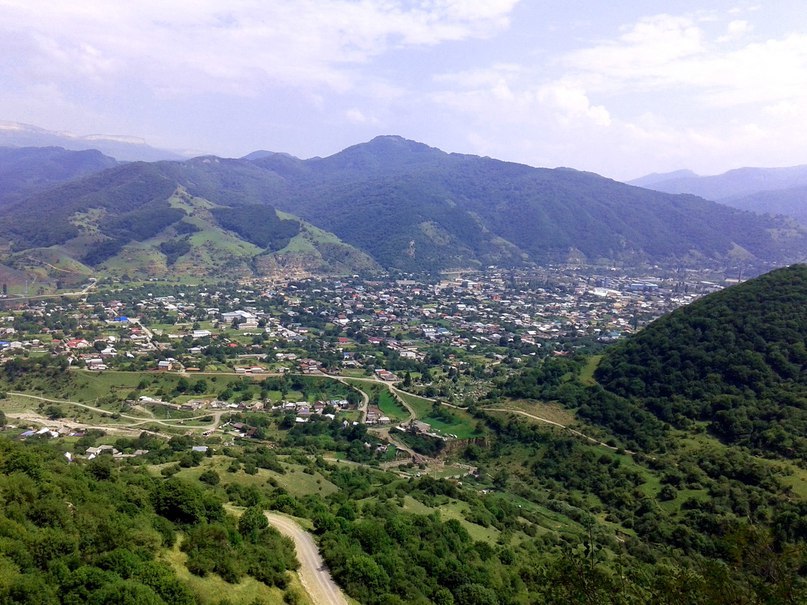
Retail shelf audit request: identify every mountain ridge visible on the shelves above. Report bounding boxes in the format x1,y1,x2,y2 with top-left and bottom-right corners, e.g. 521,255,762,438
0,137,805,287
631,164,807,225
595,263,807,459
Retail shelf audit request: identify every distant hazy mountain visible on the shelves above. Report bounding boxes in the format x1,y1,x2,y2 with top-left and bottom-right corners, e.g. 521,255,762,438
1,136,805,287
630,165,807,225
628,169,698,189
0,146,118,206
0,121,185,162
724,185,807,225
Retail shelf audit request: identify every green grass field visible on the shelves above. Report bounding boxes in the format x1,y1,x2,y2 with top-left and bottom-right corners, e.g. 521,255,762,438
377,389,409,421
421,406,480,439
394,389,434,418
579,355,602,386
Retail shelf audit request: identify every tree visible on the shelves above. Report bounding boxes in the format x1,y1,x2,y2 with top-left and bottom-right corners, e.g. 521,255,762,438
46,405,64,420
199,469,220,486
153,478,207,525
238,506,269,543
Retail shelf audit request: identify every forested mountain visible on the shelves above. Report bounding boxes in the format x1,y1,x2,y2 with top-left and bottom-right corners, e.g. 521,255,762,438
0,146,118,206
725,185,807,226
1,137,806,284
0,159,378,283
631,165,807,225
0,121,184,162
595,264,807,459
246,136,807,270
630,164,807,200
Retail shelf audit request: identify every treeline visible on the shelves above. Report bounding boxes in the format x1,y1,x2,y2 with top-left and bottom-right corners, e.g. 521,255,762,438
487,356,668,451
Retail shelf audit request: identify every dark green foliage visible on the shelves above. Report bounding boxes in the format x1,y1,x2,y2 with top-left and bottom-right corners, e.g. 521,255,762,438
159,239,192,265
173,220,201,236
0,439,186,604
181,513,297,587
396,429,445,456
210,206,299,251
596,265,807,458
0,438,300,603
152,478,223,525
237,506,269,542
198,469,220,486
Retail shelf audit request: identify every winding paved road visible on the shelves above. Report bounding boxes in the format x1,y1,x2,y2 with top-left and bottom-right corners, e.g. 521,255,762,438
264,512,348,605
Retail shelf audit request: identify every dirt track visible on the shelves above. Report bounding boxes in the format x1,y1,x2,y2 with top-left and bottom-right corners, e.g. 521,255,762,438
264,512,348,605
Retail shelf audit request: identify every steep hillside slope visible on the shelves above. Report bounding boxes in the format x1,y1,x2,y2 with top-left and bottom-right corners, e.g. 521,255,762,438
595,264,807,458
249,136,806,270
0,160,377,283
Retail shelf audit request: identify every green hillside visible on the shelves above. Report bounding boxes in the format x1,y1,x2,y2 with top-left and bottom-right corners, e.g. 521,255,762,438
0,163,376,285
2,137,805,281
250,136,807,270
595,264,807,459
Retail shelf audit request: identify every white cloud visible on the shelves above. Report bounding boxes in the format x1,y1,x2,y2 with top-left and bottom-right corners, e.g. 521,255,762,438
560,12,807,108
0,0,520,97
538,83,611,127
718,19,751,42
345,108,379,125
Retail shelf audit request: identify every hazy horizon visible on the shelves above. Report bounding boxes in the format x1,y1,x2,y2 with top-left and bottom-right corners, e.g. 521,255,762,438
3,1,807,180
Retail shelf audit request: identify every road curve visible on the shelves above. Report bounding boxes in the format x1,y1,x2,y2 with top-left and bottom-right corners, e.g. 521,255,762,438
264,512,348,605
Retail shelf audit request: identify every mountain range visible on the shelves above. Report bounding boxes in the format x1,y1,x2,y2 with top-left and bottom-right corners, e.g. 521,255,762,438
0,121,185,162
632,165,807,226
1,136,806,288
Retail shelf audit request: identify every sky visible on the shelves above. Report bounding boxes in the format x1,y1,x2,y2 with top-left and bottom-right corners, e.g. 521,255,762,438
2,1,807,180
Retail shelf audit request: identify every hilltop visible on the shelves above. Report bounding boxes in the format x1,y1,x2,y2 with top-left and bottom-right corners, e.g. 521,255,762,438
595,264,807,459
0,137,806,289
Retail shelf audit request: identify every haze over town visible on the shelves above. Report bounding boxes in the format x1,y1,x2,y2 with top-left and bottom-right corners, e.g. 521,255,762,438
3,1,807,180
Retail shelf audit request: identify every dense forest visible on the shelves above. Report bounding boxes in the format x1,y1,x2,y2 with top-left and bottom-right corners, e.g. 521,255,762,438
0,438,299,604
596,264,807,459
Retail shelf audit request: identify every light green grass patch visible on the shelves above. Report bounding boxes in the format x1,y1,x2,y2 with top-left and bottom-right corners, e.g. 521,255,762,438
579,355,602,386
394,389,434,418
377,389,409,421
